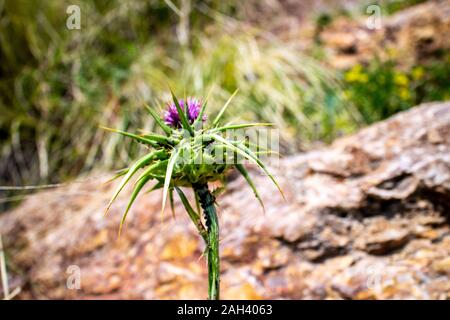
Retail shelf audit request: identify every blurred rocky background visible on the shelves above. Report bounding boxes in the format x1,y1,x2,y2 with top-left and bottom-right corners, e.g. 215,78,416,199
1,101,449,299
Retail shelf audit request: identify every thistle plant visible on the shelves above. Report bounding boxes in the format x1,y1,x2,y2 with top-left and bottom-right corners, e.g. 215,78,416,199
103,90,283,300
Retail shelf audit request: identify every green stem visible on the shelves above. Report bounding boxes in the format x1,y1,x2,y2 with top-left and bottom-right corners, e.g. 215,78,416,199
194,183,220,300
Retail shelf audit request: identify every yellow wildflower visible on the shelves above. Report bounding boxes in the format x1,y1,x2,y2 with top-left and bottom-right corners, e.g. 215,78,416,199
399,88,411,100
345,64,368,83
411,66,424,80
394,73,409,86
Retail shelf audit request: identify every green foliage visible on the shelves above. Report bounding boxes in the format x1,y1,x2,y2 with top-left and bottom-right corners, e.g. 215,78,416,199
412,56,450,103
381,0,426,15
342,57,450,124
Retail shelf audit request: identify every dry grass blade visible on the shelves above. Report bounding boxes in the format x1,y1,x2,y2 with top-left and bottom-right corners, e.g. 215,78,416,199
0,234,20,300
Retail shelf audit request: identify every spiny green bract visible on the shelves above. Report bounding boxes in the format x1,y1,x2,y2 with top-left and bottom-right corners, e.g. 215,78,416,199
103,89,283,236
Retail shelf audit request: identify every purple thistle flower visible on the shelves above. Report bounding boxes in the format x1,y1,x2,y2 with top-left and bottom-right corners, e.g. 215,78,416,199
164,97,206,128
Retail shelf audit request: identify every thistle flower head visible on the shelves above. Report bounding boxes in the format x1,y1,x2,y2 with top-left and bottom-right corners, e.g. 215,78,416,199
164,97,206,128
103,89,283,236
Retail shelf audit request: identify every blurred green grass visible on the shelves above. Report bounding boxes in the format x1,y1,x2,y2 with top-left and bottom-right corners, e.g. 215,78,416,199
1,0,448,210
0,0,357,200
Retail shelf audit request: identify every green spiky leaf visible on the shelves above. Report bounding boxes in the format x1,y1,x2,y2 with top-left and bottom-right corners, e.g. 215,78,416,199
140,133,177,145
135,159,168,183
175,187,207,242
193,86,213,129
170,88,194,136
169,187,175,219
235,163,264,210
118,174,152,237
145,104,172,135
144,180,164,194
208,133,284,198
105,150,164,215
104,168,128,184
212,123,273,132
161,146,181,218
100,126,159,148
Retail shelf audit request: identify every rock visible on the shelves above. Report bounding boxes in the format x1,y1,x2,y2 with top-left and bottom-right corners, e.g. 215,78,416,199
432,257,450,275
0,102,449,299
358,224,410,255
319,0,450,69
